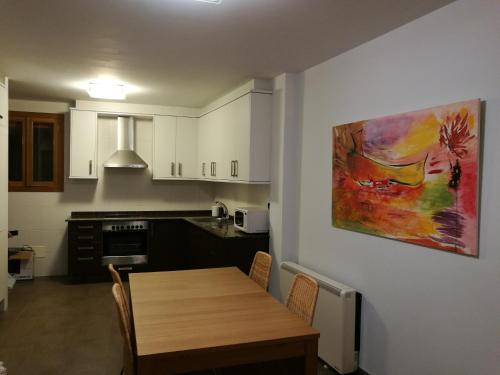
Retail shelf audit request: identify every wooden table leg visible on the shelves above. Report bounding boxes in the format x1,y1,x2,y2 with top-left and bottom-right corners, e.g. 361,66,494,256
304,338,318,375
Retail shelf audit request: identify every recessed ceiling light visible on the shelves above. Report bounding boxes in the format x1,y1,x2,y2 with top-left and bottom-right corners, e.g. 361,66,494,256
195,0,221,4
88,82,127,100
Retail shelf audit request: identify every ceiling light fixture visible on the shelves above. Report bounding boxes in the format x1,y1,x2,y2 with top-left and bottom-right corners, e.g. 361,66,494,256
88,82,127,100
195,0,221,4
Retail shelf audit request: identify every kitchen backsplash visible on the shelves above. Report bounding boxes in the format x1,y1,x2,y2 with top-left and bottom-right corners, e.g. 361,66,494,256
212,183,270,216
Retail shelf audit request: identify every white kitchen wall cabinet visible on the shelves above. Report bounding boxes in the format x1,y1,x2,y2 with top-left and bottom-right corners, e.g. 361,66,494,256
69,109,98,179
198,92,272,183
153,115,198,180
0,78,8,311
198,107,225,180
176,117,198,179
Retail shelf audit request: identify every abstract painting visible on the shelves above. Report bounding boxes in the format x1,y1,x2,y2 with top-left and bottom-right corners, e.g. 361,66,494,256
332,99,480,257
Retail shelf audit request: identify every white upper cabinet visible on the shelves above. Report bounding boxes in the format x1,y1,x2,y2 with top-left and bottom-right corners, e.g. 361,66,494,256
198,92,272,183
153,115,198,180
176,117,198,179
153,115,176,179
198,109,223,180
69,109,98,179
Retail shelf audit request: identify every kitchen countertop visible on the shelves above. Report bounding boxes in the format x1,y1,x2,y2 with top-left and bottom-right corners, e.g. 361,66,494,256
184,218,269,239
66,211,269,239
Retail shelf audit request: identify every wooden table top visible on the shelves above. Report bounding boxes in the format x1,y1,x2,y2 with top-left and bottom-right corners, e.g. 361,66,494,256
129,267,319,358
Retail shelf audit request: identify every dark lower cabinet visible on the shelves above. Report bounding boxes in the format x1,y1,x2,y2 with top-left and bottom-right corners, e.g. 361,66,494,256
149,220,189,271
68,218,269,283
186,224,269,274
68,221,104,283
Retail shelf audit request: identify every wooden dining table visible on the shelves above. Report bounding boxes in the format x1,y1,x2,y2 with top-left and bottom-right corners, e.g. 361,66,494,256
129,267,320,375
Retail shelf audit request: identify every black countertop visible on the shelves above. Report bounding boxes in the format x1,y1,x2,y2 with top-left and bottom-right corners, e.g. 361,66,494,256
67,211,269,239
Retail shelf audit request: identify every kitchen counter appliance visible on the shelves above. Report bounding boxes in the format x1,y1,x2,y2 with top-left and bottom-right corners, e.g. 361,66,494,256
102,220,149,266
234,207,269,234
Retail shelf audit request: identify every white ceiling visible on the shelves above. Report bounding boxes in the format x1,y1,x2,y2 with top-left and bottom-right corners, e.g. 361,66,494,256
0,0,455,107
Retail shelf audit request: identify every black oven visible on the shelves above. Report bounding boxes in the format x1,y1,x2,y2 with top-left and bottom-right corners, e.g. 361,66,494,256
102,221,149,266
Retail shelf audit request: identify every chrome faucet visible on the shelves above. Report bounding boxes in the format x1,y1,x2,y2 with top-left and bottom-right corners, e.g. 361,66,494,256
215,201,229,220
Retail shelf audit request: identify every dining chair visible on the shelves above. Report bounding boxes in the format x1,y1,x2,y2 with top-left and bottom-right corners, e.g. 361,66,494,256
249,251,272,290
108,264,130,314
112,283,136,375
285,273,319,326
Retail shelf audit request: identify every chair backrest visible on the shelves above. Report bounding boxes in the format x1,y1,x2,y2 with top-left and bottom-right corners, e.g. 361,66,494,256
285,273,319,326
249,251,272,290
108,264,130,313
112,283,135,375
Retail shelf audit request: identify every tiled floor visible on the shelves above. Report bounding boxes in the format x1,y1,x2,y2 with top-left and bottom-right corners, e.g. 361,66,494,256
0,278,366,375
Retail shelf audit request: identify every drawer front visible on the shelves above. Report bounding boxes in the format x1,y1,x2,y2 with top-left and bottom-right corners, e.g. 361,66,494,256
70,253,101,274
72,233,99,242
70,241,101,254
69,221,101,235
68,221,104,281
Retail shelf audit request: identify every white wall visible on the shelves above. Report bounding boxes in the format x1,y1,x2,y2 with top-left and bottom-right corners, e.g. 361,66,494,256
268,73,303,298
212,183,269,216
297,0,500,374
0,78,8,310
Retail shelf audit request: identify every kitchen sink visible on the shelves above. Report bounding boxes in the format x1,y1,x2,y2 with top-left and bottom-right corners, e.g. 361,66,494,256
191,217,219,223
191,217,232,226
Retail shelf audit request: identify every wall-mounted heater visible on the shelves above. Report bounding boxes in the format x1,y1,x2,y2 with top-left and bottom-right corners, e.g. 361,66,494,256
279,262,361,374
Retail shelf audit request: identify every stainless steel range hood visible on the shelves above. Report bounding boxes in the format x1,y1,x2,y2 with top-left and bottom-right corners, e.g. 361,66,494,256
104,116,148,169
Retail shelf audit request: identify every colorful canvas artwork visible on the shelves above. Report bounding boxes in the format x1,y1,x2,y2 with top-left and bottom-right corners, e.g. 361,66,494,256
332,99,480,257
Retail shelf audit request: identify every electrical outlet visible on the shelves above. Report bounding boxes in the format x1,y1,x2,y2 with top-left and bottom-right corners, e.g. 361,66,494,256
31,246,47,258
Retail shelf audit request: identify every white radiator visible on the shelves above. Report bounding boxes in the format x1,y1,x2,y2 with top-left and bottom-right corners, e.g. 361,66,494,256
279,262,360,374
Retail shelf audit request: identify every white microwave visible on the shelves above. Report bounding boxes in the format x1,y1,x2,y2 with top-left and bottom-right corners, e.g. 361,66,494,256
234,207,269,233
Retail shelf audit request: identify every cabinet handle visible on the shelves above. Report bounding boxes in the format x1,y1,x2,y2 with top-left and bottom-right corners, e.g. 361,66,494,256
77,235,94,240
117,266,133,271
89,160,92,175
171,162,175,176
77,225,94,230
213,162,216,177
77,256,94,262
210,162,213,176
234,160,238,177
230,161,234,177
77,246,94,251
178,162,182,177
202,162,206,177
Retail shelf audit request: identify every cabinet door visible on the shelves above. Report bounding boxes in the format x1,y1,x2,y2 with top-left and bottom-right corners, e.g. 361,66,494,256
199,109,221,180
176,117,198,179
149,220,188,271
197,114,209,179
152,115,177,179
216,102,234,181
247,93,272,182
229,94,252,182
70,109,98,179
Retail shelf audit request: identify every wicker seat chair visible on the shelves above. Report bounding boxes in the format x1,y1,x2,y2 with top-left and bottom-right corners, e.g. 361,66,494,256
108,264,130,315
285,273,319,326
112,283,136,375
248,251,272,290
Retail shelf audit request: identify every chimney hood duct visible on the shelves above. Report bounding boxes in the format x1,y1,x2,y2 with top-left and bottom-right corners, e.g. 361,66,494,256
104,116,148,169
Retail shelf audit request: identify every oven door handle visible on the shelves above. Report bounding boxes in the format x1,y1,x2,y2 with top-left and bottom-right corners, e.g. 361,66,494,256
117,266,133,271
